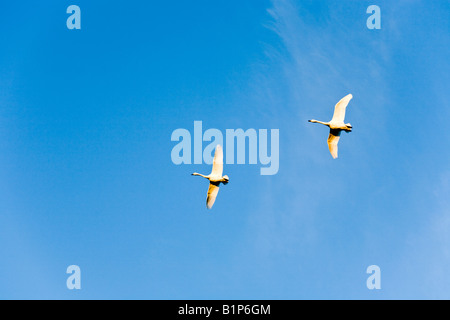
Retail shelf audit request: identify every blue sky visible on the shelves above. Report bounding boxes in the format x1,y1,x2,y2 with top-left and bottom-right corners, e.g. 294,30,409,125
0,0,449,299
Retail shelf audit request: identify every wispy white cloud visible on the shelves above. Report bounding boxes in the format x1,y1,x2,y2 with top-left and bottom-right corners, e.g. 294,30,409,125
235,0,450,298
246,0,394,251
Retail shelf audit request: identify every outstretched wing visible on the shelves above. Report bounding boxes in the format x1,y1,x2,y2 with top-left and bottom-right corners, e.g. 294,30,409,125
206,182,220,209
331,94,353,123
210,145,224,177
327,129,341,159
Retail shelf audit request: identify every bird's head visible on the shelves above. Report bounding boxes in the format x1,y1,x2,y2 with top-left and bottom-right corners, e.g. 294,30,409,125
346,123,352,131
222,175,229,184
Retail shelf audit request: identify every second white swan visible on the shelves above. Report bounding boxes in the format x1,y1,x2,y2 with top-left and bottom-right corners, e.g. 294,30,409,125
308,94,353,159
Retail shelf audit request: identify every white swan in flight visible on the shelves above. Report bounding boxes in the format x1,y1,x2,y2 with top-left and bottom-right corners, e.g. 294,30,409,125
308,94,353,159
192,144,229,209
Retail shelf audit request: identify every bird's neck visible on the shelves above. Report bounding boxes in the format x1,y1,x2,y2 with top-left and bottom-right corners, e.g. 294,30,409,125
192,173,209,179
310,120,330,127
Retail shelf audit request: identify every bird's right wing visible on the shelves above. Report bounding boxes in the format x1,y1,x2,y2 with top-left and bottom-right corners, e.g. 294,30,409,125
331,94,353,123
210,145,224,177
327,129,341,159
206,182,220,209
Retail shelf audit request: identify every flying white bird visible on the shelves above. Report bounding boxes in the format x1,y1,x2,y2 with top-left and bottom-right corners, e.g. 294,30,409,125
308,94,353,159
192,145,229,209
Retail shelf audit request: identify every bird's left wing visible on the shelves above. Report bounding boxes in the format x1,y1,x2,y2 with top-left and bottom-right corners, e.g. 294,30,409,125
210,145,224,177
331,94,353,123
206,182,220,209
327,129,341,159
